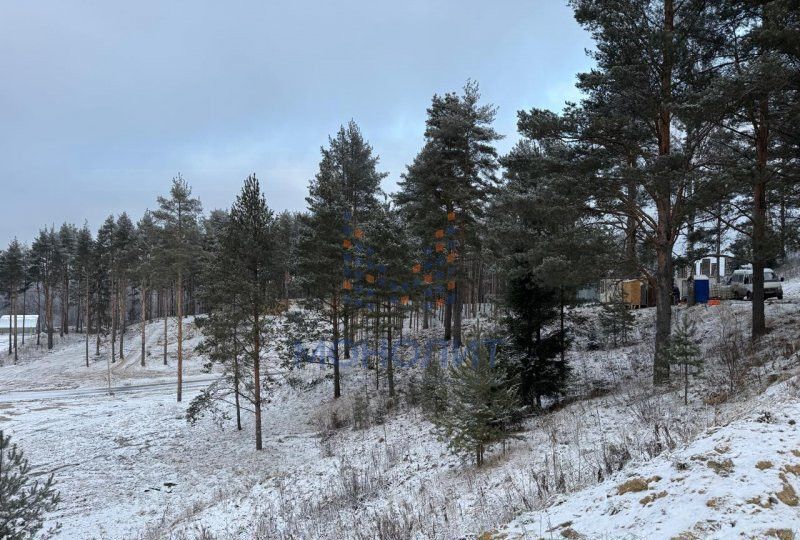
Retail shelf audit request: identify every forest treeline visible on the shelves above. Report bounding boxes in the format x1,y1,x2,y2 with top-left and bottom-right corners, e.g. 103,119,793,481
1,0,799,454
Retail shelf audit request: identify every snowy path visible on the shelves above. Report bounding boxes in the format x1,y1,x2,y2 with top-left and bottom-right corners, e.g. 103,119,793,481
0,376,218,402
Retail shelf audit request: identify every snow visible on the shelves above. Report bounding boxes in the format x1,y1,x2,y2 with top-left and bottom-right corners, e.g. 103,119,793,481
2,283,800,538
502,397,800,539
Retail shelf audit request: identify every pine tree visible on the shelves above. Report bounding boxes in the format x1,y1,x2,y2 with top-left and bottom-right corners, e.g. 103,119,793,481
704,1,800,339
112,213,136,362
225,174,276,450
298,122,384,399
522,0,728,384
434,339,520,466
152,175,202,402
74,225,94,367
134,212,159,367
0,430,60,539
272,211,302,309
396,81,501,347
0,240,25,364
194,208,248,432
56,223,77,337
420,357,448,421
361,203,413,398
29,228,59,350
93,217,115,358
599,289,636,348
667,313,702,405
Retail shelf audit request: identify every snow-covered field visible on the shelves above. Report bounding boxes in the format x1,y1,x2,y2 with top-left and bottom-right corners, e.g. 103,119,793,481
2,291,800,539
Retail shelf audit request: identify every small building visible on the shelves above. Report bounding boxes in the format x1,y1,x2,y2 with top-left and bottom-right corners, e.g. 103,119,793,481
0,315,39,334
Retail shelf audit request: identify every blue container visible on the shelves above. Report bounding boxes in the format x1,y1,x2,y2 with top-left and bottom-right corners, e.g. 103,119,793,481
694,275,709,304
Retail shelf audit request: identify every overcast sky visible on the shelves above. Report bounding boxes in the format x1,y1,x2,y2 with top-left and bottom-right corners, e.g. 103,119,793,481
0,1,592,246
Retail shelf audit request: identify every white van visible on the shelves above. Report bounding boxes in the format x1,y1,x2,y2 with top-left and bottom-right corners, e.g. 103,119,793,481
726,264,784,300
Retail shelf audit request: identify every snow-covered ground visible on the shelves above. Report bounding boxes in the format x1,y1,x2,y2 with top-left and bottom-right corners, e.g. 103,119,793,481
2,288,800,539
501,391,800,539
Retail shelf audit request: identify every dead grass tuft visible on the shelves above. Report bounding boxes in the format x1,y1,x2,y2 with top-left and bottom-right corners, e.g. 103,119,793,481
765,529,795,540
706,458,734,476
776,473,799,506
640,491,667,505
617,477,649,495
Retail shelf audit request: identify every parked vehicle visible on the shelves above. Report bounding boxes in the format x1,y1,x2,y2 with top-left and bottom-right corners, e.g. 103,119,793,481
726,264,784,300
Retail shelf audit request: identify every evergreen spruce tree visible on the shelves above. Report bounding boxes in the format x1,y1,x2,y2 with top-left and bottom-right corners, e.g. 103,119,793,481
0,430,60,539
667,313,702,405
152,175,202,402
434,339,520,466
500,270,570,408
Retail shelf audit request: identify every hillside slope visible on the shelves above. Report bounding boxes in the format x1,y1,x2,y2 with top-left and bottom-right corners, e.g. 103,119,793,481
499,383,800,540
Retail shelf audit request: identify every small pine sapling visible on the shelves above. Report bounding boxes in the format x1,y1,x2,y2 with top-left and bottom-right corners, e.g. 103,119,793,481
0,430,60,539
433,339,521,467
667,314,703,405
599,289,635,347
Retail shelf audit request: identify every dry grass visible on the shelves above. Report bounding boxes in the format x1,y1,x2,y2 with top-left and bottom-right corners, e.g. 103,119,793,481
706,458,734,476
617,477,649,495
640,490,667,505
776,473,799,506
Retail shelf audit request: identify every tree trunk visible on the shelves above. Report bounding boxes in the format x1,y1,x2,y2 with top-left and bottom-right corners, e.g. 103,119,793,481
110,284,117,363
443,300,452,341
387,308,394,398
253,307,263,450
119,281,125,360
453,280,462,349
7,300,11,356
163,292,168,366
46,283,54,350
332,297,341,399
752,97,769,340
12,293,18,364
36,281,41,347
560,287,565,364
141,285,147,367
343,308,351,360
233,324,242,431
85,274,90,367
177,273,183,402
21,290,26,346
653,0,674,386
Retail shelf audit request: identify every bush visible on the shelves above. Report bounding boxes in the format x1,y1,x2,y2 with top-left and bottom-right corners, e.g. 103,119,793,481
0,430,60,539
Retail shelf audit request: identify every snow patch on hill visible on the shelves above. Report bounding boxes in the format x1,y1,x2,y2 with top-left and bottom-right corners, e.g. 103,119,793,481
499,386,800,539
